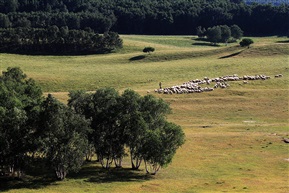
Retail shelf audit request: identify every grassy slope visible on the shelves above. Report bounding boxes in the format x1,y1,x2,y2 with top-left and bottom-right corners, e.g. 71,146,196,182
0,36,288,193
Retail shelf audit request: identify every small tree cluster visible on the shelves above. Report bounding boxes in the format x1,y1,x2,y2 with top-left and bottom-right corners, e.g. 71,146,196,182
198,24,243,45
0,67,185,180
68,88,185,175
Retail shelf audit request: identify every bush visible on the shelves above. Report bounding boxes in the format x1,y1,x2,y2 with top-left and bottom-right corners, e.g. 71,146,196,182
143,47,155,54
240,38,254,47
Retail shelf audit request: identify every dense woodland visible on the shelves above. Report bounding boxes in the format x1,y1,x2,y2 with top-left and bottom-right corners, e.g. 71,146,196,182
0,0,288,54
0,0,288,36
0,27,123,55
0,67,185,180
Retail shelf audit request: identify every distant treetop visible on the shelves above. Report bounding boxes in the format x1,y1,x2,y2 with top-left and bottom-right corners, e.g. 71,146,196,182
244,0,289,5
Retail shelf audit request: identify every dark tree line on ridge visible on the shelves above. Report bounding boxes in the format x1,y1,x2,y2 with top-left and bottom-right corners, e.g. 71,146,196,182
0,67,185,180
0,0,288,36
0,27,123,55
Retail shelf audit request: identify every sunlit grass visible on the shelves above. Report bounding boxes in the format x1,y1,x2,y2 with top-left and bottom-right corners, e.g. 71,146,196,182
0,35,288,193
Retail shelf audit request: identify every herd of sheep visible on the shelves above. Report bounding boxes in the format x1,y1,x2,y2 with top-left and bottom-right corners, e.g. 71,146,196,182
154,74,283,94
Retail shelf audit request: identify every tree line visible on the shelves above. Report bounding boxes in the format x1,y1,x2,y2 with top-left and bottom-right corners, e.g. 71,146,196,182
0,0,288,35
197,24,244,44
0,67,185,180
0,27,123,55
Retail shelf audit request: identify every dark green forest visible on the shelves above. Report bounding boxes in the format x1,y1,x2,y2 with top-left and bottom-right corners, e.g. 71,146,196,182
0,0,288,35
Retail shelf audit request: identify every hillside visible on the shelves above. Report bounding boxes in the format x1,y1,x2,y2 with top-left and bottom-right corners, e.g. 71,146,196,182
0,36,288,193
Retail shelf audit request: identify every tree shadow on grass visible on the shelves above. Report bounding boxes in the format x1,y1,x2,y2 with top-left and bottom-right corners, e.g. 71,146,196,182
276,40,289,43
0,175,57,192
129,55,146,61
192,42,221,47
219,50,244,59
69,162,152,183
0,158,57,192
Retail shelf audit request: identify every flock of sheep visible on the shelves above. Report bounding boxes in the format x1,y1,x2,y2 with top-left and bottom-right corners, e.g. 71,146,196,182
154,74,283,94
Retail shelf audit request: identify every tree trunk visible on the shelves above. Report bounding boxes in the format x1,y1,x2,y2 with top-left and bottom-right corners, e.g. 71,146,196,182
55,166,67,180
85,144,95,162
144,160,160,175
105,158,113,169
131,156,142,170
114,157,122,168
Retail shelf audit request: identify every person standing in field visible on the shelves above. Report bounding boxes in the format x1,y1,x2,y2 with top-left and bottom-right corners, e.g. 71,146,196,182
159,82,162,89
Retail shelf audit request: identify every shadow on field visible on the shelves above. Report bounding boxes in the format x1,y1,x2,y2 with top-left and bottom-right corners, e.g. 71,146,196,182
129,55,146,61
69,162,152,183
276,40,289,43
192,42,221,47
0,157,58,192
0,175,57,192
219,50,245,59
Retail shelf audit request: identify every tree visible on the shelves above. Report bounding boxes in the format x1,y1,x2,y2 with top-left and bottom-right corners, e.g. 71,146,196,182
142,121,185,175
0,67,43,177
3,0,19,13
0,13,11,28
220,25,231,44
90,88,124,169
68,90,95,161
240,38,254,48
40,94,90,180
143,47,155,54
138,94,182,175
230,24,243,40
196,26,206,38
206,26,222,45
119,89,147,170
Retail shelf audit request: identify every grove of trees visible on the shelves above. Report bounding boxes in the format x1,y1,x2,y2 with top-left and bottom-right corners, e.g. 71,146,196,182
0,67,185,180
198,24,244,45
0,0,288,36
0,27,123,55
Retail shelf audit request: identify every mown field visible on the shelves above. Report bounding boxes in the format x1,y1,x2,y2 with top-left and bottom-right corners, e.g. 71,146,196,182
0,35,288,193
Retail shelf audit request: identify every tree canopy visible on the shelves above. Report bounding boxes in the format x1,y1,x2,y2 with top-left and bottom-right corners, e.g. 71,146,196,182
0,27,123,55
143,47,155,54
240,38,254,47
0,0,287,36
0,67,43,178
69,88,185,174
39,94,90,180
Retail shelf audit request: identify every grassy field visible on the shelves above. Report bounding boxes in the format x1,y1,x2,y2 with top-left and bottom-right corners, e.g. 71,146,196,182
0,35,288,193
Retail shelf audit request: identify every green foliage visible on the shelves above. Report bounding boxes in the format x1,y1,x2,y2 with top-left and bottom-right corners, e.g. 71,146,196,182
0,27,123,55
230,24,243,40
206,26,222,44
119,89,146,169
220,25,231,43
143,47,155,54
0,0,287,35
0,13,10,28
240,38,254,47
68,88,184,173
90,88,124,169
0,67,43,177
196,26,206,38
204,24,243,44
40,94,90,180
142,121,185,175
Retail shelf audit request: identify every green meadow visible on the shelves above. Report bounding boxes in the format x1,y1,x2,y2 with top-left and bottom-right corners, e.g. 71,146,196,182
0,35,288,193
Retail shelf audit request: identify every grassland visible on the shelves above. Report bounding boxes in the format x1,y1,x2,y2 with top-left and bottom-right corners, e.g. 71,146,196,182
0,35,288,193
